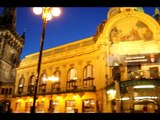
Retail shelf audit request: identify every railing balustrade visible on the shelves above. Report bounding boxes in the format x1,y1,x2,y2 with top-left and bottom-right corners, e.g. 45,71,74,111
13,85,96,97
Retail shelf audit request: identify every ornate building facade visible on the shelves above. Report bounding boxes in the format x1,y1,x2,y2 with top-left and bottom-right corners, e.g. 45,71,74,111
0,7,25,112
11,7,160,113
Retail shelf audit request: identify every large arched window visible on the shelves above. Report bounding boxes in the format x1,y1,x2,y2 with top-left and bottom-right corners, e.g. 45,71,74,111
83,65,94,87
19,77,25,87
67,68,78,81
39,73,47,93
67,68,78,89
40,73,48,85
18,76,25,94
52,70,61,91
83,65,93,79
53,70,60,82
29,75,36,85
28,75,36,94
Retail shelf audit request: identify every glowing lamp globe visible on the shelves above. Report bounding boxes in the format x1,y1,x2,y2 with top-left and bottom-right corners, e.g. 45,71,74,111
33,7,42,15
51,7,61,16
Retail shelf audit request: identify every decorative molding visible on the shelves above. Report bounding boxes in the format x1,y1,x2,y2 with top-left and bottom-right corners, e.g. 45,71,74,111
67,43,80,51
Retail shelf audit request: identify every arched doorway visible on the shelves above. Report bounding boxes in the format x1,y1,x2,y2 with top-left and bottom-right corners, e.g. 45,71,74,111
0,99,12,113
133,99,159,113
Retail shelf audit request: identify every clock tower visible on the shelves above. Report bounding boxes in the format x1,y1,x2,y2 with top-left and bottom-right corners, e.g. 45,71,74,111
0,7,25,100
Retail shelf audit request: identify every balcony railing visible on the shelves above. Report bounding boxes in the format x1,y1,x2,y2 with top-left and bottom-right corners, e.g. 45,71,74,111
13,85,96,97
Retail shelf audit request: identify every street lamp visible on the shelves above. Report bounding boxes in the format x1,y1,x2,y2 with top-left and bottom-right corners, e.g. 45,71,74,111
30,7,61,113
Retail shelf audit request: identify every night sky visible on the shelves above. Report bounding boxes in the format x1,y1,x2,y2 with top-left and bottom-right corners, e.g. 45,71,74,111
0,7,156,60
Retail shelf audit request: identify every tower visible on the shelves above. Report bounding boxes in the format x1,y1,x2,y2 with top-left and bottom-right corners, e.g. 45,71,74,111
0,7,25,100
153,7,160,24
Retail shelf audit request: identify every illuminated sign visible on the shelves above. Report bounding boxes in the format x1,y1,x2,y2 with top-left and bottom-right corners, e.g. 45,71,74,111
124,55,148,63
108,53,160,66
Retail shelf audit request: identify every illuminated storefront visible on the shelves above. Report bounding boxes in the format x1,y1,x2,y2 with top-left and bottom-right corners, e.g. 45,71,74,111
104,7,160,113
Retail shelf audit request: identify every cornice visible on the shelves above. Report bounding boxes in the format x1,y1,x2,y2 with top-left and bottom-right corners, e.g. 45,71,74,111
0,25,24,44
0,27,24,52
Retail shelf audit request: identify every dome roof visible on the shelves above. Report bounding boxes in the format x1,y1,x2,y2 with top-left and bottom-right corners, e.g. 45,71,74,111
107,7,144,19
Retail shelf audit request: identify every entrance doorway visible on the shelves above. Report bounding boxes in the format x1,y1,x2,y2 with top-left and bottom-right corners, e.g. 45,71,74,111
0,99,12,113
133,99,159,113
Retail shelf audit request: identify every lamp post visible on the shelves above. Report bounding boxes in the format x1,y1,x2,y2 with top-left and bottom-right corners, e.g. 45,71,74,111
31,7,61,113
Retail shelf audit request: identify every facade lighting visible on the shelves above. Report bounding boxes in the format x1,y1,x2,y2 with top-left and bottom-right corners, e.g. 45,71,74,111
133,85,155,89
134,96,157,100
106,89,115,94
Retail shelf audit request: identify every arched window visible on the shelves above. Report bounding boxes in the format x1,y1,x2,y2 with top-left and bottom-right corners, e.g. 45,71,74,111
1,88,5,94
40,73,47,85
28,75,36,93
39,73,47,93
67,68,78,89
52,70,61,91
18,76,25,94
8,88,12,95
67,68,78,81
83,65,93,79
83,65,94,87
18,77,25,87
29,75,36,85
5,88,8,94
54,70,60,82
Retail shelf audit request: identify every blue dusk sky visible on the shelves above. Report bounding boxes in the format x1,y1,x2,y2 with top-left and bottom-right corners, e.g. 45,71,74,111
0,7,157,60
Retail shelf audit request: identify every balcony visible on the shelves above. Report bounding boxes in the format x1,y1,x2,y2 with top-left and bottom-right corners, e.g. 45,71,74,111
66,80,77,91
13,85,96,97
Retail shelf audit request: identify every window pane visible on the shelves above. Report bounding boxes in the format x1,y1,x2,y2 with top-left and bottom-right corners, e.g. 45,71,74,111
87,65,93,78
54,71,60,82
41,73,47,84
1,88,5,94
84,65,93,79
15,102,21,113
84,68,87,79
30,75,36,85
8,88,12,95
65,100,75,113
25,102,32,113
70,69,75,79
5,88,8,94
82,99,95,113
37,101,45,113
68,68,77,80
19,77,24,87
49,100,59,113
